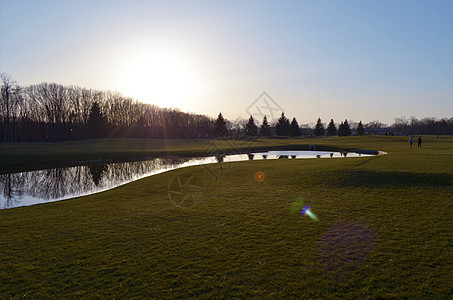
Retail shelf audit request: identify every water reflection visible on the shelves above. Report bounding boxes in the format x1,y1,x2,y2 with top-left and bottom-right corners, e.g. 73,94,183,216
0,151,373,209
88,164,108,186
215,155,225,163
0,157,191,209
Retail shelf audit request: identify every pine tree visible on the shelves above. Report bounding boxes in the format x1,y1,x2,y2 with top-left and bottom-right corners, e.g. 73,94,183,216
88,101,108,138
260,115,271,136
276,112,290,136
245,115,258,136
214,112,227,137
338,121,345,136
356,121,365,135
326,119,337,136
290,117,301,137
343,119,351,136
338,119,351,136
314,118,325,136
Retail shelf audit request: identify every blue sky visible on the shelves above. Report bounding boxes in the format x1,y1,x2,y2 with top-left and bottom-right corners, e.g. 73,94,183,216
1,0,452,125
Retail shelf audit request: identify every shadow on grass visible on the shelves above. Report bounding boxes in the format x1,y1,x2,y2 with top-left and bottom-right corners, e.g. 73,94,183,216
318,221,377,282
336,170,453,188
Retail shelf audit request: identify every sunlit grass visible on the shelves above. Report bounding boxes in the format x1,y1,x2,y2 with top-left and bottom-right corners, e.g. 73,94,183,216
0,136,452,297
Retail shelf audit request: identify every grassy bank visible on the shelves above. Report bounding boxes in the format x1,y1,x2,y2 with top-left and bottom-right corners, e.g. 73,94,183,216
0,136,452,298
1,136,381,174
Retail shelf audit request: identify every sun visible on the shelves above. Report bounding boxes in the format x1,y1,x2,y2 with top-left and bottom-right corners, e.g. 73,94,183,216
120,50,201,109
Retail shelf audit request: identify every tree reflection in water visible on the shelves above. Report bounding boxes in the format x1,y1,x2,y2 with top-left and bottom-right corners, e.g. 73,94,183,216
0,151,371,209
0,157,190,209
89,164,108,186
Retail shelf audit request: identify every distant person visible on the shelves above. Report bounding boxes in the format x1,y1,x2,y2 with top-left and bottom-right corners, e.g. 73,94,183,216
409,137,413,148
417,136,422,148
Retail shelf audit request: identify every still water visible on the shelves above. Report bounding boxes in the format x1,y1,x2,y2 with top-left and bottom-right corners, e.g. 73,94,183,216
0,151,370,209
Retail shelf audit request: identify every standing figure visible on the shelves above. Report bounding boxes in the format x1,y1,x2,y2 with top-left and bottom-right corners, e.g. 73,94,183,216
409,137,413,148
417,136,422,148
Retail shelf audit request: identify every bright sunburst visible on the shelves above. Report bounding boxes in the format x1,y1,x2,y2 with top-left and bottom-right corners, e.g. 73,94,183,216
120,49,201,109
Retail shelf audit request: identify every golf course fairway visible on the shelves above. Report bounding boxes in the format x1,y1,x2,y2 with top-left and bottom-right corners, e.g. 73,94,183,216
0,136,452,298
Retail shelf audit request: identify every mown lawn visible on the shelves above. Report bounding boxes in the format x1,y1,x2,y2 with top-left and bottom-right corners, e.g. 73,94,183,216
0,136,452,298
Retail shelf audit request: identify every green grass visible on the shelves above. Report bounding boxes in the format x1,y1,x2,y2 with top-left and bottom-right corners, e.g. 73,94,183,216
1,136,452,298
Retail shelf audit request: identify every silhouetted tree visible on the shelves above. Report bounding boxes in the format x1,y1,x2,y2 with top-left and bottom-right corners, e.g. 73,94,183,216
0,73,21,142
356,121,365,135
88,101,108,138
290,117,301,137
363,120,388,135
260,115,271,136
245,115,258,136
338,119,351,136
214,112,227,137
276,112,290,136
300,123,314,136
314,117,325,136
326,119,337,136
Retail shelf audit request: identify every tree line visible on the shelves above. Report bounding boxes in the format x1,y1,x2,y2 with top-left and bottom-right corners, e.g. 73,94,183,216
313,118,355,136
392,116,453,136
214,113,453,138
1,74,215,142
213,113,303,137
2,73,453,142
214,113,363,138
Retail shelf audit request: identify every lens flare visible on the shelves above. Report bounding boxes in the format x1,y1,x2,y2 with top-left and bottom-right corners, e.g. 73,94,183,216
301,205,310,215
254,171,265,182
301,205,319,221
290,198,319,221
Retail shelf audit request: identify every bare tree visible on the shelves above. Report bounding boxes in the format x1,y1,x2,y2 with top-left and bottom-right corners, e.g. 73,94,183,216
1,73,21,142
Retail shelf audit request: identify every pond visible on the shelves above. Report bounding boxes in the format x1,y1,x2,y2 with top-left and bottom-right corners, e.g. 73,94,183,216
0,150,372,209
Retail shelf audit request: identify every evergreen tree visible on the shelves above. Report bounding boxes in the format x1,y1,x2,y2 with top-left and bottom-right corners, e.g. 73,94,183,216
356,121,365,135
314,117,325,136
326,119,337,136
260,115,271,136
347,120,352,136
338,119,351,136
290,117,301,137
214,112,227,137
88,101,108,138
276,112,290,136
338,121,345,136
343,119,351,136
245,115,258,136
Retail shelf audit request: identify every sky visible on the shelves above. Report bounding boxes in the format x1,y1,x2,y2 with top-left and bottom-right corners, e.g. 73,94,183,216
1,0,452,125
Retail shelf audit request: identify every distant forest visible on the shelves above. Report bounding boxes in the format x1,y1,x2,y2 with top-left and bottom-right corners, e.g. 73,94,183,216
1,73,453,142
1,74,215,142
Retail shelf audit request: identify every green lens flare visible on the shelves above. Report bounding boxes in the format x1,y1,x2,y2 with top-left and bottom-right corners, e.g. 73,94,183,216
291,198,319,221
290,197,305,214
305,210,319,221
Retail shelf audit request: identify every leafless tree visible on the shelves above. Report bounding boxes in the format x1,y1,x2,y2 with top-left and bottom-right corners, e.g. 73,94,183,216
1,73,21,142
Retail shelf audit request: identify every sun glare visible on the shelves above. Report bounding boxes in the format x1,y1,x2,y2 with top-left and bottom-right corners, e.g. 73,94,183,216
120,50,201,109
